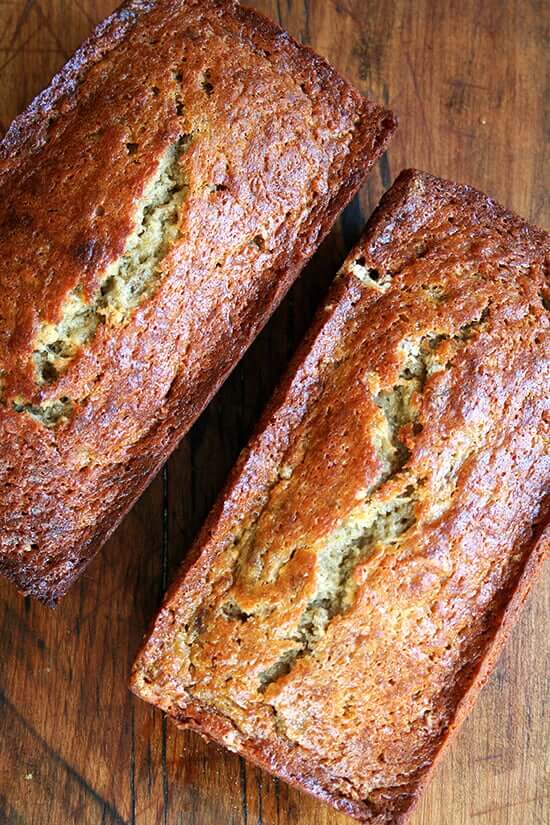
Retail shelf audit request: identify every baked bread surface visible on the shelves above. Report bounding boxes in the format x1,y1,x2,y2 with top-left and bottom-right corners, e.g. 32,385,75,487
131,170,549,824
0,0,395,602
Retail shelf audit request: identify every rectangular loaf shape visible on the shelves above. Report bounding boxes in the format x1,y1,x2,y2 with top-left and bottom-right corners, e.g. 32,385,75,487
0,0,395,602
131,170,549,824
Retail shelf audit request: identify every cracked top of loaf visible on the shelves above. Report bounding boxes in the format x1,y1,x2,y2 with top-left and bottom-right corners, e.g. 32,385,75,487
0,0,395,602
131,170,549,824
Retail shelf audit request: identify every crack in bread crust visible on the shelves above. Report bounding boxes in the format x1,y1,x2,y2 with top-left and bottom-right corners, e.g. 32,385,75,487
175,298,491,690
6,136,190,426
207,308,491,699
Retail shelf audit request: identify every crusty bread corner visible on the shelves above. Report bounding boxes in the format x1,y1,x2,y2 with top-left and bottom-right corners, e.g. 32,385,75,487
131,170,549,824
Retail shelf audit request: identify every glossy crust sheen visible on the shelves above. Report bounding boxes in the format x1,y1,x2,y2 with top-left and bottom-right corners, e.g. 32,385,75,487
131,170,549,824
0,0,395,603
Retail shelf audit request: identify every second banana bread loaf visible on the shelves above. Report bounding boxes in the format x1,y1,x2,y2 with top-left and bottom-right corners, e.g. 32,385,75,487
132,170,549,824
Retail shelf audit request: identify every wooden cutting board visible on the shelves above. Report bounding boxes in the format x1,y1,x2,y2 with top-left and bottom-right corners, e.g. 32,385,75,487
0,2,548,824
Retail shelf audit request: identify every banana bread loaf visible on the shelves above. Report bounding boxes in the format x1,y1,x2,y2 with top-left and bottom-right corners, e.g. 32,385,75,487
0,0,395,603
131,170,549,824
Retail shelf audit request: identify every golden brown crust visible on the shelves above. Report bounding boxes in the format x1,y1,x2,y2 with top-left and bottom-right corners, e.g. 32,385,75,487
0,0,395,603
131,170,549,824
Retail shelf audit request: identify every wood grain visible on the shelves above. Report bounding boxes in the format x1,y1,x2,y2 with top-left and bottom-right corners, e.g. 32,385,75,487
0,2,548,824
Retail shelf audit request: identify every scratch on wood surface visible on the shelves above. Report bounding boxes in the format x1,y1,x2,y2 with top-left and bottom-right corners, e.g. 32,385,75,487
255,770,264,825
32,0,69,58
474,751,504,763
8,0,36,48
0,603,76,687
0,46,67,52
446,78,489,92
0,28,42,75
274,777,281,819
0,792,27,825
0,688,128,825
355,32,384,83
404,50,434,153
73,0,96,27
302,0,311,43
472,795,550,817
331,0,362,25
240,758,249,825
444,126,477,140
378,151,392,190
1,601,52,656
130,705,136,825
71,568,141,630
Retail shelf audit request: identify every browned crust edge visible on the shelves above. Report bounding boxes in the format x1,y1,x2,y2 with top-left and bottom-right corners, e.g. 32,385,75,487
131,169,549,823
359,168,549,260
0,0,396,604
397,523,549,825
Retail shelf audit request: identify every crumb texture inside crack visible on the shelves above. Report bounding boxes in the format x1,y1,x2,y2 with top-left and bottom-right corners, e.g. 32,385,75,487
8,138,189,427
35,139,188,382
